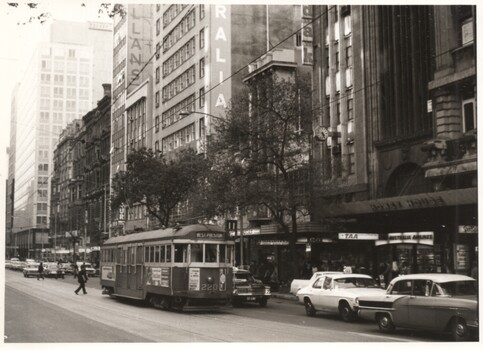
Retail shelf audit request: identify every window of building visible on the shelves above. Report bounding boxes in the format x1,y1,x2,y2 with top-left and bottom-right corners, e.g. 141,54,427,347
155,67,160,84
462,98,476,132
155,91,160,107
156,43,161,59
199,28,205,49
344,15,352,36
199,87,205,108
156,18,161,36
461,18,473,46
200,4,205,19
155,115,160,132
347,98,354,120
199,57,205,78
68,49,76,58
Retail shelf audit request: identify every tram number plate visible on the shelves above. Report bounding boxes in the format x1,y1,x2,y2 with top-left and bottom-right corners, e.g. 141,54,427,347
247,297,256,301
201,284,218,291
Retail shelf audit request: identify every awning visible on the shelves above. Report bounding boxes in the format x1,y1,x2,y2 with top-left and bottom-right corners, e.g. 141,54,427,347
319,188,477,217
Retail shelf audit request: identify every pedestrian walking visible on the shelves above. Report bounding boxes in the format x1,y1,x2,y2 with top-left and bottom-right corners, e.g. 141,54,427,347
74,265,88,295
37,262,45,280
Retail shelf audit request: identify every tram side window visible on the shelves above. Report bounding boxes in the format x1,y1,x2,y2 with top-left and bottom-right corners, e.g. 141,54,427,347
219,245,226,262
118,248,122,263
166,245,172,262
149,246,154,262
174,244,188,262
144,247,149,262
191,244,203,262
205,244,217,262
160,245,165,262
228,246,233,264
155,246,160,262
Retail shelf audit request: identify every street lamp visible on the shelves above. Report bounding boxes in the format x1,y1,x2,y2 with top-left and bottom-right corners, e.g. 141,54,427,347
178,110,245,267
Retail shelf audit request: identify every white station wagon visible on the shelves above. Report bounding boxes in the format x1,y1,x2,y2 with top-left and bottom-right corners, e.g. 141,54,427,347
297,273,386,322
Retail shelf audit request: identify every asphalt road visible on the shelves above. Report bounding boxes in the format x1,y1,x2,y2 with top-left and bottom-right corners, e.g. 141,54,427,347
3,269,459,343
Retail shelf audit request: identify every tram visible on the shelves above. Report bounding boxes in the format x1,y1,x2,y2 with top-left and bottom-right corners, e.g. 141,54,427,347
100,224,234,311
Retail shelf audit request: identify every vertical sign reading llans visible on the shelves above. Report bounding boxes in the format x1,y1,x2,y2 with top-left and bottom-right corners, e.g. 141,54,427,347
210,5,231,115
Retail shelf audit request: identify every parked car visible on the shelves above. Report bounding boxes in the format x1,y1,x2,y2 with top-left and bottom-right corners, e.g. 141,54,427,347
44,262,65,279
76,262,96,277
290,271,341,295
357,273,478,341
60,263,74,275
23,263,40,278
233,268,271,307
297,273,386,322
11,259,25,271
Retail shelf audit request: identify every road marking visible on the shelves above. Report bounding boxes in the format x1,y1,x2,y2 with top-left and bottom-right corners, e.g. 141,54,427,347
347,331,414,342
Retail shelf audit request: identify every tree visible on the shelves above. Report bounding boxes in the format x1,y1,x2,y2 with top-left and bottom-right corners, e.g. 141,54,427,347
111,148,208,228
207,72,314,279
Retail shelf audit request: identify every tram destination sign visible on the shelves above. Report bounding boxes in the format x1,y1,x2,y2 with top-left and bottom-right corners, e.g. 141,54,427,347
196,232,224,239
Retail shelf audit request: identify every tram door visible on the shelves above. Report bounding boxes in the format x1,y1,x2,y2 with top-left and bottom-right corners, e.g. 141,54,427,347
127,244,144,291
116,246,128,290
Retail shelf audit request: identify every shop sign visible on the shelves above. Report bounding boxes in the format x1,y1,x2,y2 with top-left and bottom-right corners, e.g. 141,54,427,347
454,244,470,270
258,240,289,246
308,237,334,243
229,228,261,237
458,225,477,234
375,231,434,246
370,195,445,212
338,233,379,240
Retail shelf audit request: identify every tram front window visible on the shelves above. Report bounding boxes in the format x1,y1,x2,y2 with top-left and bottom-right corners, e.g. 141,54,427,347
219,245,226,262
205,244,217,262
174,244,188,263
191,244,203,262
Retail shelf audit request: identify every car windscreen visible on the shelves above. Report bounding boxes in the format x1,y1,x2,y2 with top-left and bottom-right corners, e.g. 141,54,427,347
333,277,380,288
437,280,477,296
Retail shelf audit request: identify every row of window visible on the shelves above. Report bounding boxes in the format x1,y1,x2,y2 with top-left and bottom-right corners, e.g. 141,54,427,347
161,4,189,30
40,74,89,87
160,93,196,131
162,36,196,78
102,243,233,264
162,123,196,153
161,65,196,103
161,9,196,54
41,86,89,99
41,60,90,74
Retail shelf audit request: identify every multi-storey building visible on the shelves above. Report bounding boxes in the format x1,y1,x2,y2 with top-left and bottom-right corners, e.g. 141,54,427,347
111,4,153,235
83,84,112,248
309,5,477,279
153,4,304,223
50,120,83,257
8,20,112,259
5,85,19,259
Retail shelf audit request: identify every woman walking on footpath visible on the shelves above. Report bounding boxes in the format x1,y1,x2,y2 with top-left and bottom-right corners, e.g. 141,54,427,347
74,265,88,295
37,262,45,280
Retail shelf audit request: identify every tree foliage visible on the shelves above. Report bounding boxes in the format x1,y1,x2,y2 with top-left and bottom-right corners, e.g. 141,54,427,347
111,148,208,228
206,72,314,277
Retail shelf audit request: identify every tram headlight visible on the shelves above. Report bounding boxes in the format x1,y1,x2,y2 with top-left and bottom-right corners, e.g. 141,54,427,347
207,276,214,284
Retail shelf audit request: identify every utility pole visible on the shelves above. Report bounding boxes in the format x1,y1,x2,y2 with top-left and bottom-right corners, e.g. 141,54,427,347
54,207,57,262
104,184,107,237
84,208,88,261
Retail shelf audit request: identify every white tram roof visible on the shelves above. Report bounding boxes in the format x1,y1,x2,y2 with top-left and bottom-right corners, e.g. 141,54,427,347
102,224,227,246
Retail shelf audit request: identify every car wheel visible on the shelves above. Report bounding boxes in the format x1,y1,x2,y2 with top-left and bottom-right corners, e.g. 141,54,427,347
304,299,316,317
451,318,470,341
259,297,268,307
377,313,395,333
339,301,356,322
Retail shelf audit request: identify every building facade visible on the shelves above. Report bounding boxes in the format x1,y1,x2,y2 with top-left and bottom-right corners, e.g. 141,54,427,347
9,20,112,259
154,4,304,223
111,5,153,235
308,5,477,281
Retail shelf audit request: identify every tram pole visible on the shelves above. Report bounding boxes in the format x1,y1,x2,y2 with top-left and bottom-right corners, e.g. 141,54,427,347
240,213,244,267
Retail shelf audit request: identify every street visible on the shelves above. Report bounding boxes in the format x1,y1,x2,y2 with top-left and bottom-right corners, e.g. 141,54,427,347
4,269,450,343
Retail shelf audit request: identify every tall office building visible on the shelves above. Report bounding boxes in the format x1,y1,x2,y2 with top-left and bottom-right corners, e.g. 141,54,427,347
309,5,477,276
110,4,154,235
153,4,306,223
9,20,112,259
